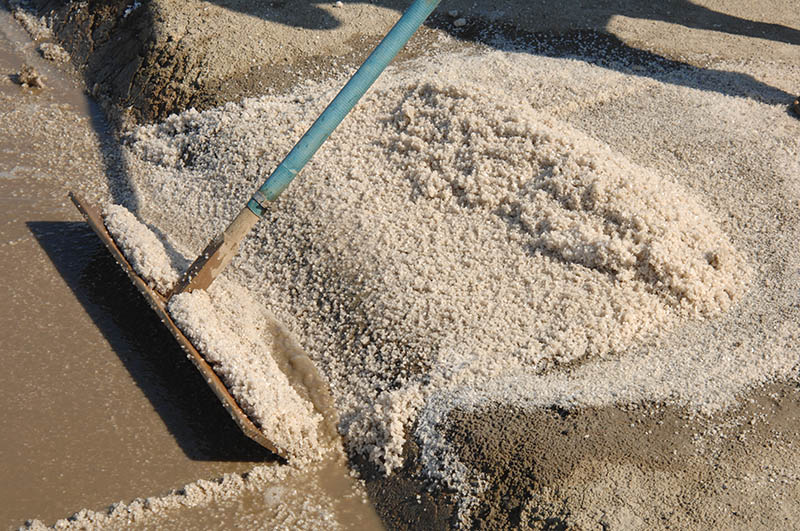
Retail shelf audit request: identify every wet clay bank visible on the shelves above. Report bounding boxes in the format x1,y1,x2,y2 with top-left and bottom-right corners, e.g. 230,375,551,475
8,0,800,530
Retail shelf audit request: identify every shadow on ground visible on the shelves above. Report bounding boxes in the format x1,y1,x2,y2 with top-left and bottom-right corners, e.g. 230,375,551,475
219,0,800,46
27,220,275,463
211,0,796,102
24,0,797,126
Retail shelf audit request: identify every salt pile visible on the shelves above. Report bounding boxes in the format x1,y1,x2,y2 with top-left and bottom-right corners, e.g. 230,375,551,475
103,207,328,462
111,48,799,515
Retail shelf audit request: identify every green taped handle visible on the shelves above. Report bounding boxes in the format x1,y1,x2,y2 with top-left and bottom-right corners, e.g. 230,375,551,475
246,0,441,217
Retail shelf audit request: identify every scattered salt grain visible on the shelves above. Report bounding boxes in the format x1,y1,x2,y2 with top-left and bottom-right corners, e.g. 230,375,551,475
22,463,343,530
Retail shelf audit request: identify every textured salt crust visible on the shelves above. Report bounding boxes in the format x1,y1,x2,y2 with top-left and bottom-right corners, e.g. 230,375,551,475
116,49,798,518
103,206,325,461
9,0,52,41
22,464,338,530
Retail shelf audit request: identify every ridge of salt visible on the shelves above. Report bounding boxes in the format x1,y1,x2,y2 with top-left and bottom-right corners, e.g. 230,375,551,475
104,205,326,462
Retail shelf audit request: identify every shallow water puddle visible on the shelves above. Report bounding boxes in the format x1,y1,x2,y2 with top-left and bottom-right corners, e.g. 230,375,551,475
0,9,381,529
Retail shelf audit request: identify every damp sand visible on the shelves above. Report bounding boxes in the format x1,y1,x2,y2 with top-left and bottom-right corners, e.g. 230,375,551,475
101,44,800,524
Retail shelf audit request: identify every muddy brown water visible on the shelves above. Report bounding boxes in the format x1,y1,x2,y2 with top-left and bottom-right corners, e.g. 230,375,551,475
0,9,381,530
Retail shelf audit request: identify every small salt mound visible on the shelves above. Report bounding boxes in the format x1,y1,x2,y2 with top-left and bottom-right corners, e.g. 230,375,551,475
383,82,745,319
39,42,70,63
168,283,326,462
104,204,179,294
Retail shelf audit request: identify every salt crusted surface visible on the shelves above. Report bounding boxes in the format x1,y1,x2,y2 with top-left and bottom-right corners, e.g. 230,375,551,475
23,463,341,530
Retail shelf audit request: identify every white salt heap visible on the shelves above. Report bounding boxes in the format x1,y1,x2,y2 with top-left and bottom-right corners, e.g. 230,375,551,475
113,48,797,502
